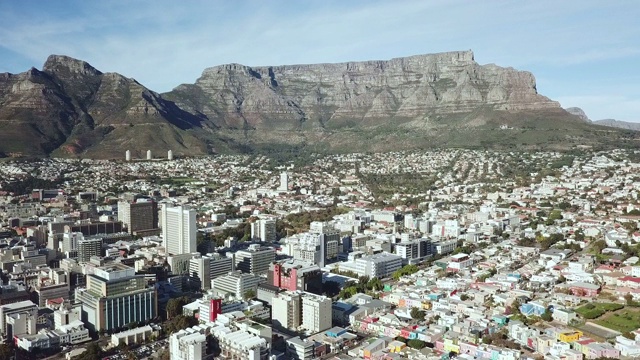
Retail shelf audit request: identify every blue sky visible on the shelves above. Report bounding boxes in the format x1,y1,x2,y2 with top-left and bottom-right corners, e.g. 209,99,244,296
1,0,639,121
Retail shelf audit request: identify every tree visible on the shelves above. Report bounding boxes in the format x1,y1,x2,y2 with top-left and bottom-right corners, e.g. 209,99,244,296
460,294,470,301
244,289,256,300
367,277,384,291
323,281,341,297
541,308,553,321
407,339,426,349
592,240,607,253
0,344,14,360
410,307,425,320
164,315,198,335
358,275,370,285
166,296,190,319
76,342,103,360
624,293,635,305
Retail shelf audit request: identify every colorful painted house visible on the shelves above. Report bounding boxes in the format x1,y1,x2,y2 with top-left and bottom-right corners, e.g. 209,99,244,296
558,330,583,343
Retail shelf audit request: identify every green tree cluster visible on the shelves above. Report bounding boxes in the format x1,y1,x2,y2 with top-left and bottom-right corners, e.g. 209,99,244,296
392,264,420,281
167,296,191,319
410,307,425,320
164,315,198,335
338,277,385,299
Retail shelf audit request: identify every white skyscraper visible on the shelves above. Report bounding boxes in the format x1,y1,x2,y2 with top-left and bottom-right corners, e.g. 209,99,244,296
250,218,276,242
168,150,173,160
302,293,332,333
146,150,152,160
161,204,197,255
125,150,131,161
279,172,289,191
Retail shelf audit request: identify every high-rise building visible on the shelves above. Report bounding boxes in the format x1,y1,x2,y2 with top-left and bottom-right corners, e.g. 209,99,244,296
0,300,38,342
76,263,157,332
125,150,131,162
268,260,323,294
161,204,196,255
310,221,340,267
77,237,103,262
271,291,301,330
189,253,234,290
34,269,70,307
167,150,173,160
279,172,289,192
272,291,331,333
167,253,195,275
395,238,432,263
301,293,332,333
118,200,158,235
234,245,275,275
61,232,83,253
250,218,276,243
146,150,152,160
341,236,352,254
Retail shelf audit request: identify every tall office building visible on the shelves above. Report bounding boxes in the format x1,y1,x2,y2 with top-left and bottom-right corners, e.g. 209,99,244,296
272,291,331,333
310,221,340,267
395,238,432,263
118,200,158,234
189,253,234,290
250,218,276,243
61,232,84,253
161,204,197,255
279,172,289,191
0,300,38,342
269,260,323,294
234,245,275,275
271,291,301,330
301,293,332,333
76,263,157,332
77,237,103,262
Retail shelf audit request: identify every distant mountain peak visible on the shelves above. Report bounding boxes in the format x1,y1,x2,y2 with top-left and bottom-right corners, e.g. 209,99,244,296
43,54,102,76
564,107,591,122
594,119,640,131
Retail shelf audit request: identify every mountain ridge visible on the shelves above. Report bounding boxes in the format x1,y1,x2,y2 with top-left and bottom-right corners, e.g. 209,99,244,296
0,51,637,158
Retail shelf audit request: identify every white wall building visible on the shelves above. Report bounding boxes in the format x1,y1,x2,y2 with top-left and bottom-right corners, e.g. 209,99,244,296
301,293,332,333
212,271,264,299
161,204,196,255
251,218,276,243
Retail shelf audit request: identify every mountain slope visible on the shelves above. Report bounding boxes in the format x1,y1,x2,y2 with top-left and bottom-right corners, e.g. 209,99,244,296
166,51,566,129
165,50,624,152
594,119,640,131
1,51,638,158
0,55,214,158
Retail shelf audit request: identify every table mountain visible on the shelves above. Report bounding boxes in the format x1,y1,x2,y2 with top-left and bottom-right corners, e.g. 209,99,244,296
165,50,628,152
0,51,636,158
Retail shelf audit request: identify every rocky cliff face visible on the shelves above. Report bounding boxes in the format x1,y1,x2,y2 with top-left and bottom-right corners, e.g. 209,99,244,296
166,51,564,131
0,55,210,157
0,51,628,158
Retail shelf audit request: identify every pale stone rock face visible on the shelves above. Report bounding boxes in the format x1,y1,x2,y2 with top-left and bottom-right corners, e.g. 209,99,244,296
167,50,561,129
